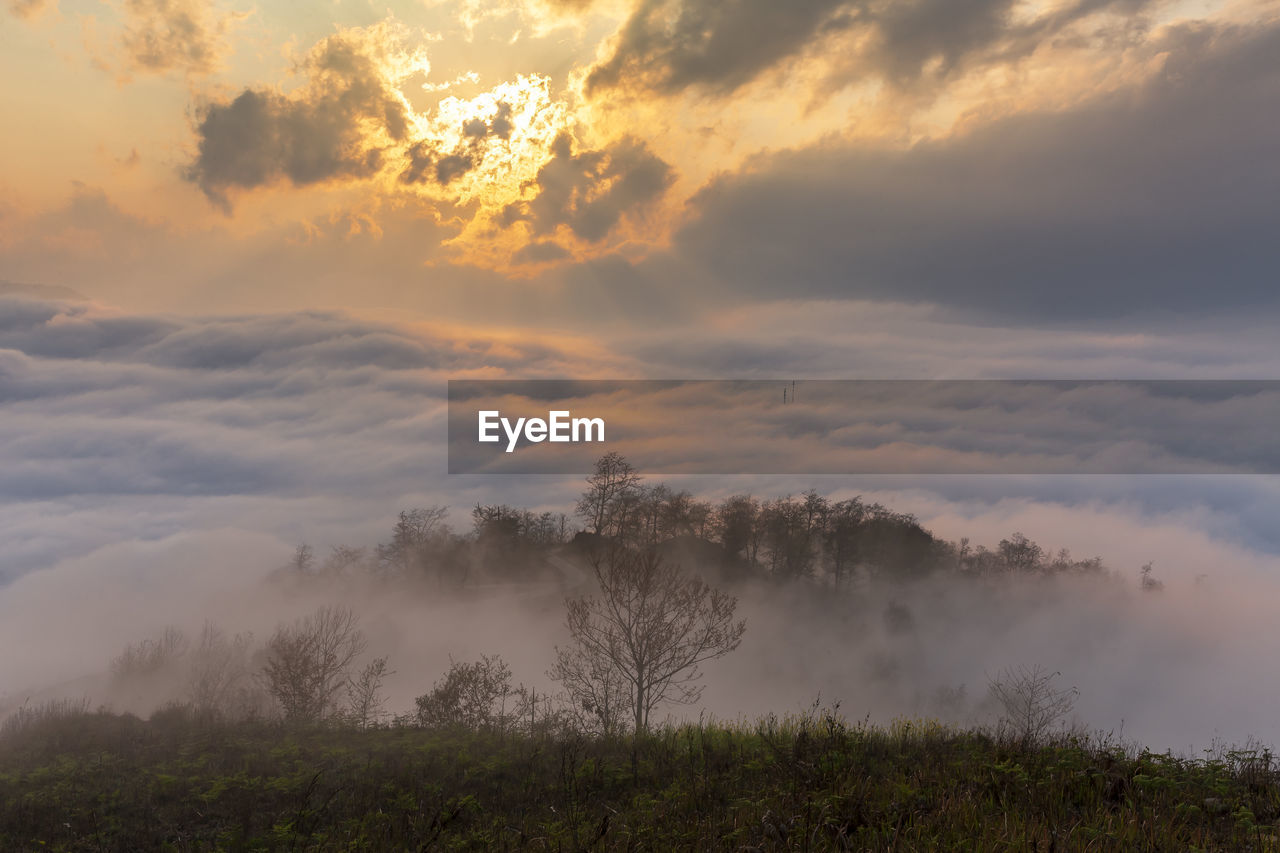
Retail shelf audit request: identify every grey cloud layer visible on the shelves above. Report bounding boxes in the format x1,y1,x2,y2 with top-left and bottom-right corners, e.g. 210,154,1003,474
0,293,587,504
0,291,620,578
9,290,1280,582
654,21,1280,320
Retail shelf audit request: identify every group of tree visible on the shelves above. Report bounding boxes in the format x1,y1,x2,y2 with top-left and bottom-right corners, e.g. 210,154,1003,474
282,452,1118,593
110,529,748,737
107,608,389,728
102,453,1158,735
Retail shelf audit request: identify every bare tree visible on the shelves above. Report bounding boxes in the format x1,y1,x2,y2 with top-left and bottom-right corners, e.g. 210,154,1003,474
290,543,314,573
414,655,517,731
322,545,368,577
1140,561,1165,591
377,507,451,575
988,664,1079,745
346,656,392,729
575,452,642,537
106,626,190,711
110,626,188,682
261,606,367,723
549,640,630,736
551,546,745,733
998,532,1045,574
186,622,257,719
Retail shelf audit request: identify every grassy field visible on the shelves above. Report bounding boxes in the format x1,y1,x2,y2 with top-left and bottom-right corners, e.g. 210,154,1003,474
2,705,1278,851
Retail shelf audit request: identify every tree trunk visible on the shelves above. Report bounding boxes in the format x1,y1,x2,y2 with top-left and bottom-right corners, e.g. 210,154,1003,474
634,675,645,734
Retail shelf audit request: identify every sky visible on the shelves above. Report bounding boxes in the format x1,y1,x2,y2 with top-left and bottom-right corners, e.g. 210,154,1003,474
5,0,1280,322
3,0,1280,745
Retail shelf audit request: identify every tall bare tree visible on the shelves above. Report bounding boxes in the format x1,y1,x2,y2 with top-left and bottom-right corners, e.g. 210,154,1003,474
262,606,367,723
576,452,642,536
552,546,745,733
989,664,1079,745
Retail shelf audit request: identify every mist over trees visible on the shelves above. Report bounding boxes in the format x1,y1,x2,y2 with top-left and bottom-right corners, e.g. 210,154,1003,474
11,457,1256,853
11,453,1159,744
261,452,1114,595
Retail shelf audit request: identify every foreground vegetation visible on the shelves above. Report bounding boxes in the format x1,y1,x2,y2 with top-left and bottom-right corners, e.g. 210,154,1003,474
2,705,1279,851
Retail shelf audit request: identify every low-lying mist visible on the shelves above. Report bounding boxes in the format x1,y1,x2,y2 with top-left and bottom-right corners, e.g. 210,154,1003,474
3,482,1279,756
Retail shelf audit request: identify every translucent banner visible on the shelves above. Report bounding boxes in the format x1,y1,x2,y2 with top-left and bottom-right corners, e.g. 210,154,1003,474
447,380,1280,474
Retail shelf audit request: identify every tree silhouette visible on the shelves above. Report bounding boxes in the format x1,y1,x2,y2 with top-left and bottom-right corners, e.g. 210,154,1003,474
575,452,642,536
552,545,745,733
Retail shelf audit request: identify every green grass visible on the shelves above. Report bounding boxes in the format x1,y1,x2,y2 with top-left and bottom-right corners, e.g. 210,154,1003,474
2,707,1278,851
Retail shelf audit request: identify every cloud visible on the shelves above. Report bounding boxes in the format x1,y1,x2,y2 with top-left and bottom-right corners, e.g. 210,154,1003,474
584,0,852,96
7,0,50,20
186,26,412,206
0,291,603,505
8,291,1280,756
399,101,517,187
655,20,1280,319
610,300,1280,380
583,0,1159,98
0,289,638,579
501,133,673,242
511,240,572,264
0,281,84,301
118,0,238,76
9,464,1280,752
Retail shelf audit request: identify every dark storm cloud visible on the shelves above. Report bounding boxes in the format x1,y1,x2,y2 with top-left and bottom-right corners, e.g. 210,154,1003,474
584,0,1154,97
661,20,1280,320
186,32,408,206
502,133,673,242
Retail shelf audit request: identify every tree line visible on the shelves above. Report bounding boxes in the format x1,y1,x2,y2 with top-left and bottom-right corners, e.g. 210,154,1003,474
285,452,1112,589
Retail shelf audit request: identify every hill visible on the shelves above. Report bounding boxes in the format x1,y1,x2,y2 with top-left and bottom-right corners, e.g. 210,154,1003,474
2,705,1277,851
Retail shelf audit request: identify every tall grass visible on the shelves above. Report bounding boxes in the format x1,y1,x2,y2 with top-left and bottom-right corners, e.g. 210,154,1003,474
1,703,1278,850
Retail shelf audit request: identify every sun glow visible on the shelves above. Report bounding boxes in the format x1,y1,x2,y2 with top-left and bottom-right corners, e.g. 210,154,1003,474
401,74,570,209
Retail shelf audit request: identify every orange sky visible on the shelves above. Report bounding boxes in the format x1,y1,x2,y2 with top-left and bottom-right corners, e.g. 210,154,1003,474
5,0,1274,325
